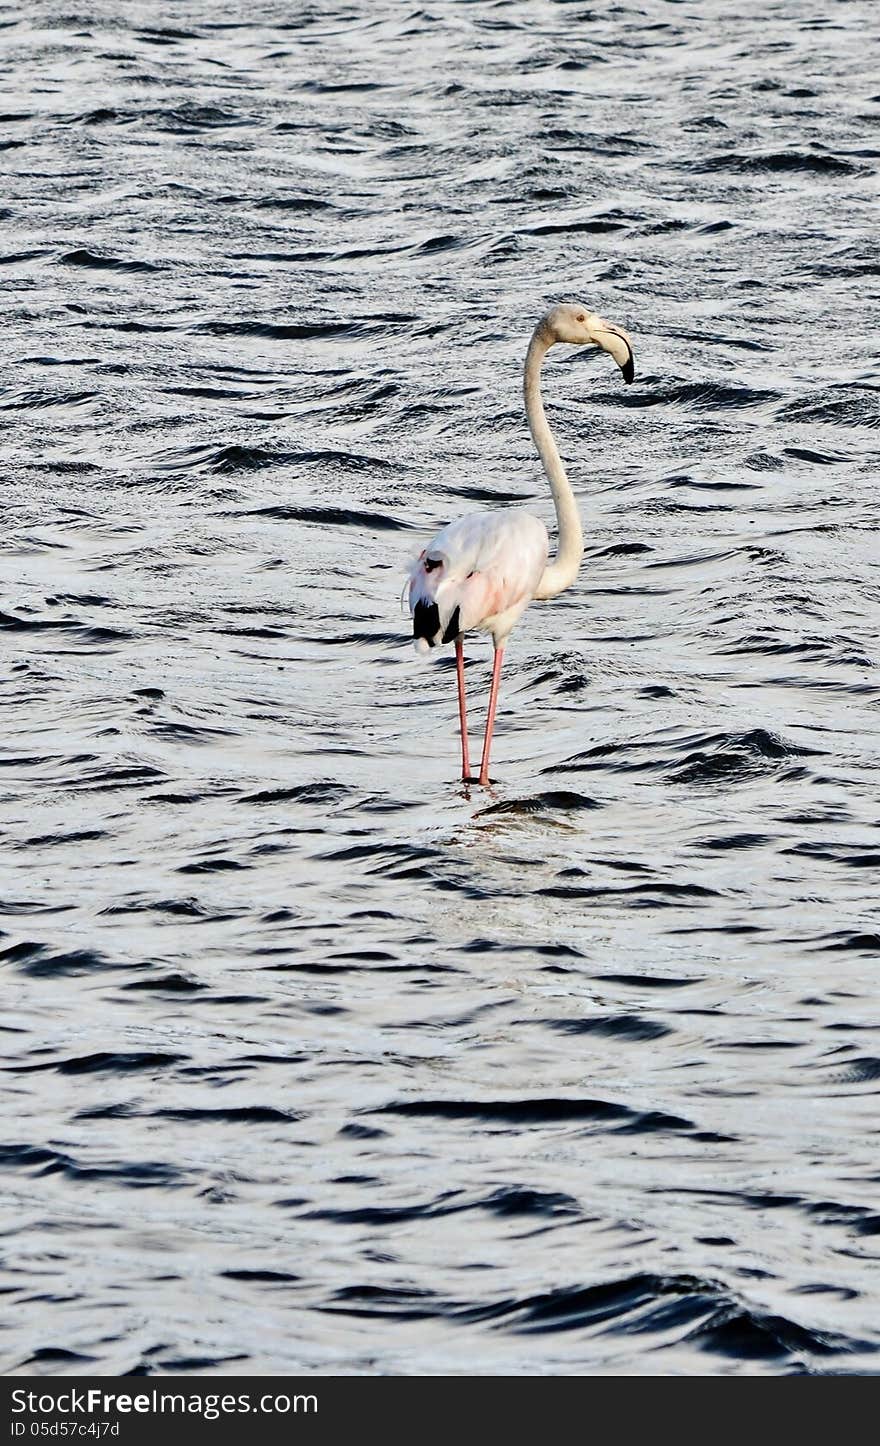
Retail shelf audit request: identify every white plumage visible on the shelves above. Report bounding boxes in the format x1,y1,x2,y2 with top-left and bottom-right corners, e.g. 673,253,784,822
408,509,549,654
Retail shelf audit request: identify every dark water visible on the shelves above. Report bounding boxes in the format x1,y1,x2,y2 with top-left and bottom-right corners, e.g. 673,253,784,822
2,0,879,1376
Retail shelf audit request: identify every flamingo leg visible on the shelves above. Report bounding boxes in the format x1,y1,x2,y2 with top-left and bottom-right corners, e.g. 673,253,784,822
478,647,504,787
455,637,471,781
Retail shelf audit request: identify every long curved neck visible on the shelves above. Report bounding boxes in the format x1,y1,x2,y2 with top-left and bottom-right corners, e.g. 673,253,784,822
524,325,583,601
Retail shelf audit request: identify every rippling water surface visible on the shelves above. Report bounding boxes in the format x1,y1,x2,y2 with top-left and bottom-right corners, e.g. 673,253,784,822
2,0,879,1376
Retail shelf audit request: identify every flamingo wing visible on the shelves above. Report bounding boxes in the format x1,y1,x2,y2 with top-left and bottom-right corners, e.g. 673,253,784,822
409,509,548,651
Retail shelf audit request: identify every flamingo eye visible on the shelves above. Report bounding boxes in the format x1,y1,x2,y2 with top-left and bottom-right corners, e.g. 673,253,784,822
576,313,586,322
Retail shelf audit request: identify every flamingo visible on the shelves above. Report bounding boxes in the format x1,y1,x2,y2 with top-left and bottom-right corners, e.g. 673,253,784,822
407,303,635,787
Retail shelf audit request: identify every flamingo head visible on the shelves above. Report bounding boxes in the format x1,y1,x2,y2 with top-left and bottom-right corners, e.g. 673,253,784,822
543,303,635,383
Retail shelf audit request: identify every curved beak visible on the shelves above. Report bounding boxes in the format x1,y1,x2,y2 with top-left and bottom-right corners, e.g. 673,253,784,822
592,320,635,384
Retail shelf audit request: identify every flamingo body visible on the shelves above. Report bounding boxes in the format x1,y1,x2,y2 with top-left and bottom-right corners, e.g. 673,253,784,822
409,508,549,654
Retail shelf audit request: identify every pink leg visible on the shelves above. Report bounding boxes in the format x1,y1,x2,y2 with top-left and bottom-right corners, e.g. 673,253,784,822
455,637,471,781
478,647,504,787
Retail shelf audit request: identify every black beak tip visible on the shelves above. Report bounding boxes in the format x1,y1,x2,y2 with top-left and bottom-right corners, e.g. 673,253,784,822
621,355,635,385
